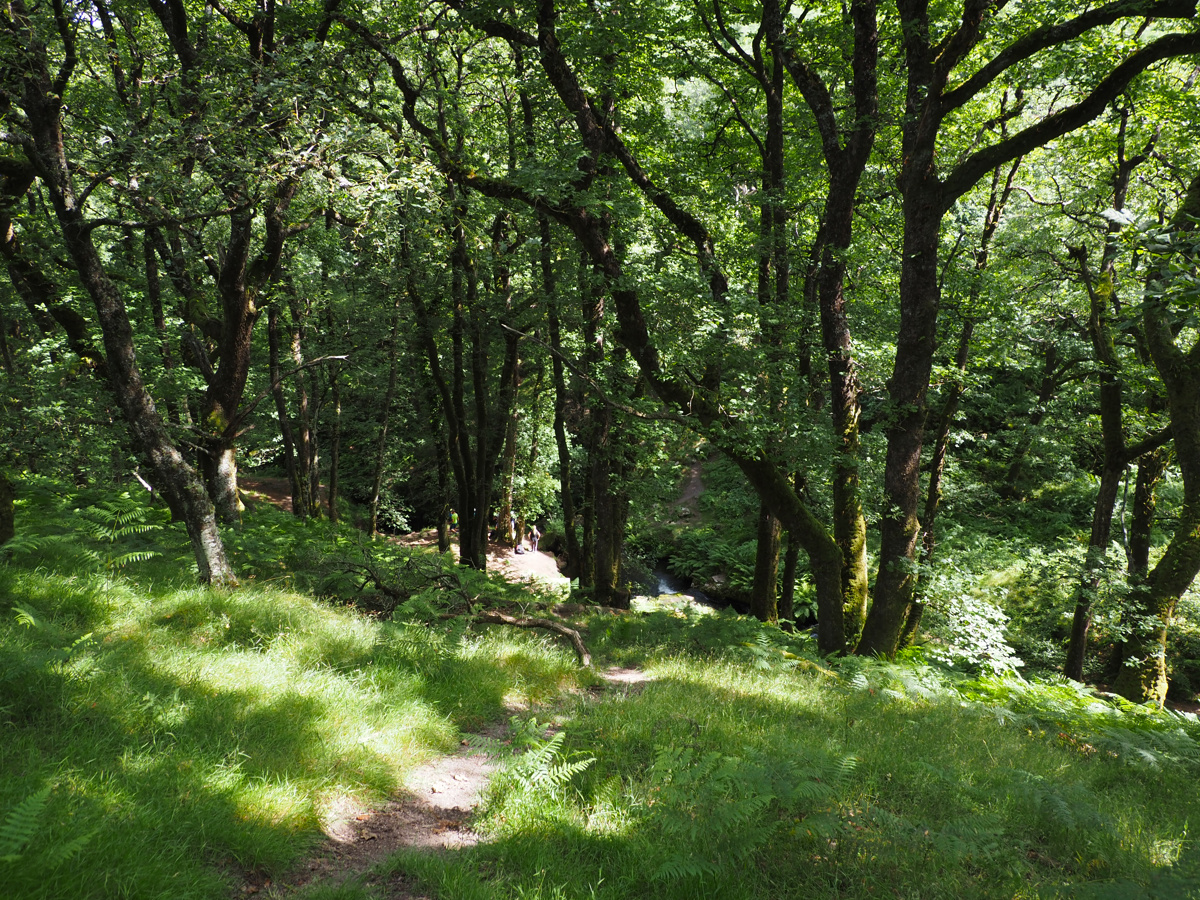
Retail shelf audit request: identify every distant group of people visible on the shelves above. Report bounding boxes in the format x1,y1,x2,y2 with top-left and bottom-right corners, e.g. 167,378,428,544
448,508,541,555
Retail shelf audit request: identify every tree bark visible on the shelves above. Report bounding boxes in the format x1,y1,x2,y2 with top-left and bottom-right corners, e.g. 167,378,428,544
0,471,13,546
9,3,234,583
778,535,801,628
543,218,583,578
368,298,402,537
268,303,303,516
1063,120,1150,680
406,190,519,570
1114,173,1200,706
1127,447,1169,580
327,366,342,523
750,503,783,622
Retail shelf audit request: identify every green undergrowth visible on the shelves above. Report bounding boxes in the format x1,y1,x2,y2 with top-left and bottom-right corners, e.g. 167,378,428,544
6,479,1200,899
0,479,583,899
373,630,1200,900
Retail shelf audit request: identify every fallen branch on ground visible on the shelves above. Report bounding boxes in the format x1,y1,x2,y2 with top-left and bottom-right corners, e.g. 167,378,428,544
340,544,593,667
442,610,592,668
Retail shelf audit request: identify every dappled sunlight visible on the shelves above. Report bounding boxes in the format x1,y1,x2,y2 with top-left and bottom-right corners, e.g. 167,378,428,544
0,546,585,898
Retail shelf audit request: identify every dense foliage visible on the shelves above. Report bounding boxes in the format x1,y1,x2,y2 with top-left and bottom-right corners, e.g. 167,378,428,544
3,0,1200,893
2,485,1200,898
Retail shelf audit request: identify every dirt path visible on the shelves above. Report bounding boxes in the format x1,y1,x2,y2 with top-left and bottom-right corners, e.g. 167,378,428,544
236,476,602,898
245,666,652,899
245,738,497,898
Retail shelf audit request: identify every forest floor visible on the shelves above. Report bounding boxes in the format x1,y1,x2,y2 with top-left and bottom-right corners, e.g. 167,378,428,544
240,477,569,592
242,667,651,900
237,476,611,898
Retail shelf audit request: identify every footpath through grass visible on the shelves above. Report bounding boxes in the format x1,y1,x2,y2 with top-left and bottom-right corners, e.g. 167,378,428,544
3,479,1200,899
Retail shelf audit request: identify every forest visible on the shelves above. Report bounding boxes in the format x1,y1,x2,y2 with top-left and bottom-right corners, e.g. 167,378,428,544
3,0,1200,897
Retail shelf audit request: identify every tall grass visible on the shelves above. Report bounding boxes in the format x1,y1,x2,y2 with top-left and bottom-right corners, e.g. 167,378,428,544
381,620,1200,900
6,480,1200,899
0,479,582,899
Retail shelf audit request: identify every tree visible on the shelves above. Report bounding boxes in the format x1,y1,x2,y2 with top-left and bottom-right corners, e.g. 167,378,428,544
0,469,13,545
2,0,234,583
1113,172,1200,705
857,0,1200,656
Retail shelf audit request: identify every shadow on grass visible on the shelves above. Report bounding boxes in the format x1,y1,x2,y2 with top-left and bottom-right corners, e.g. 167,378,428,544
0,570,577,900
365,659,1200,900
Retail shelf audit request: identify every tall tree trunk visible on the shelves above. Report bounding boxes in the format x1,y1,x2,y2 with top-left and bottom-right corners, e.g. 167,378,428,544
542,218,583,578
286,290,320,519
268,303,303,515
1063,124,1147,680
900,319,974,648
0,309,13,375
435,429,452,554
750,502,783,622
778,535,801,627
495,400,521,547
579,251,602,590
1127,447,1169,580
327,366,342,523
1114,173,1200,706
0,471,13,546
589,396,630,609
858,192,941,656
1063,413,1124,682
202,195,294,525
11,17,233,583
368,298,402,537
1109,446,1170,677
746,35,788,626
902,154,1017,645
406,193,519,570
767,0,878,651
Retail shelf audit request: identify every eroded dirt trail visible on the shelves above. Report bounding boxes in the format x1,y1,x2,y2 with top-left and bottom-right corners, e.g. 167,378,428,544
250,737,498,898
237,478,647,897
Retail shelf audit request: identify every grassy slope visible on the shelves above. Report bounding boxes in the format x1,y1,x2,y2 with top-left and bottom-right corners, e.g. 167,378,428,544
3,480,1200,899
0,481,582,899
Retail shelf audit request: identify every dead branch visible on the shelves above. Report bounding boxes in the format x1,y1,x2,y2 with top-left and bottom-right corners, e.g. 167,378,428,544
442,610,592,668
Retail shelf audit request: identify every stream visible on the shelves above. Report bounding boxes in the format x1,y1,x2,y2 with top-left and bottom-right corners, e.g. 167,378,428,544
649,560,714,607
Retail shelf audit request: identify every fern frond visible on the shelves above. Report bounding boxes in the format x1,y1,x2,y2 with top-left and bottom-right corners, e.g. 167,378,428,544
0,787,51,862
2,534,52,557
652,854,718,882
833,755,859,789
12,604,40,629
42,829,94,867
109,550,159,568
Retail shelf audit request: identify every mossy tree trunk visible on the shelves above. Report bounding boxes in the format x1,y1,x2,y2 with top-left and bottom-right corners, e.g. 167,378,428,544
750,503,783,623
543,218,583,579
9,3,234,583
1114,173,1200,706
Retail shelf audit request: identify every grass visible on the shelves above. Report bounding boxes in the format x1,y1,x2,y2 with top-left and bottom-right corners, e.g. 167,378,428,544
388,649,1200,900
4,478,1200,899
0,479,583,899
